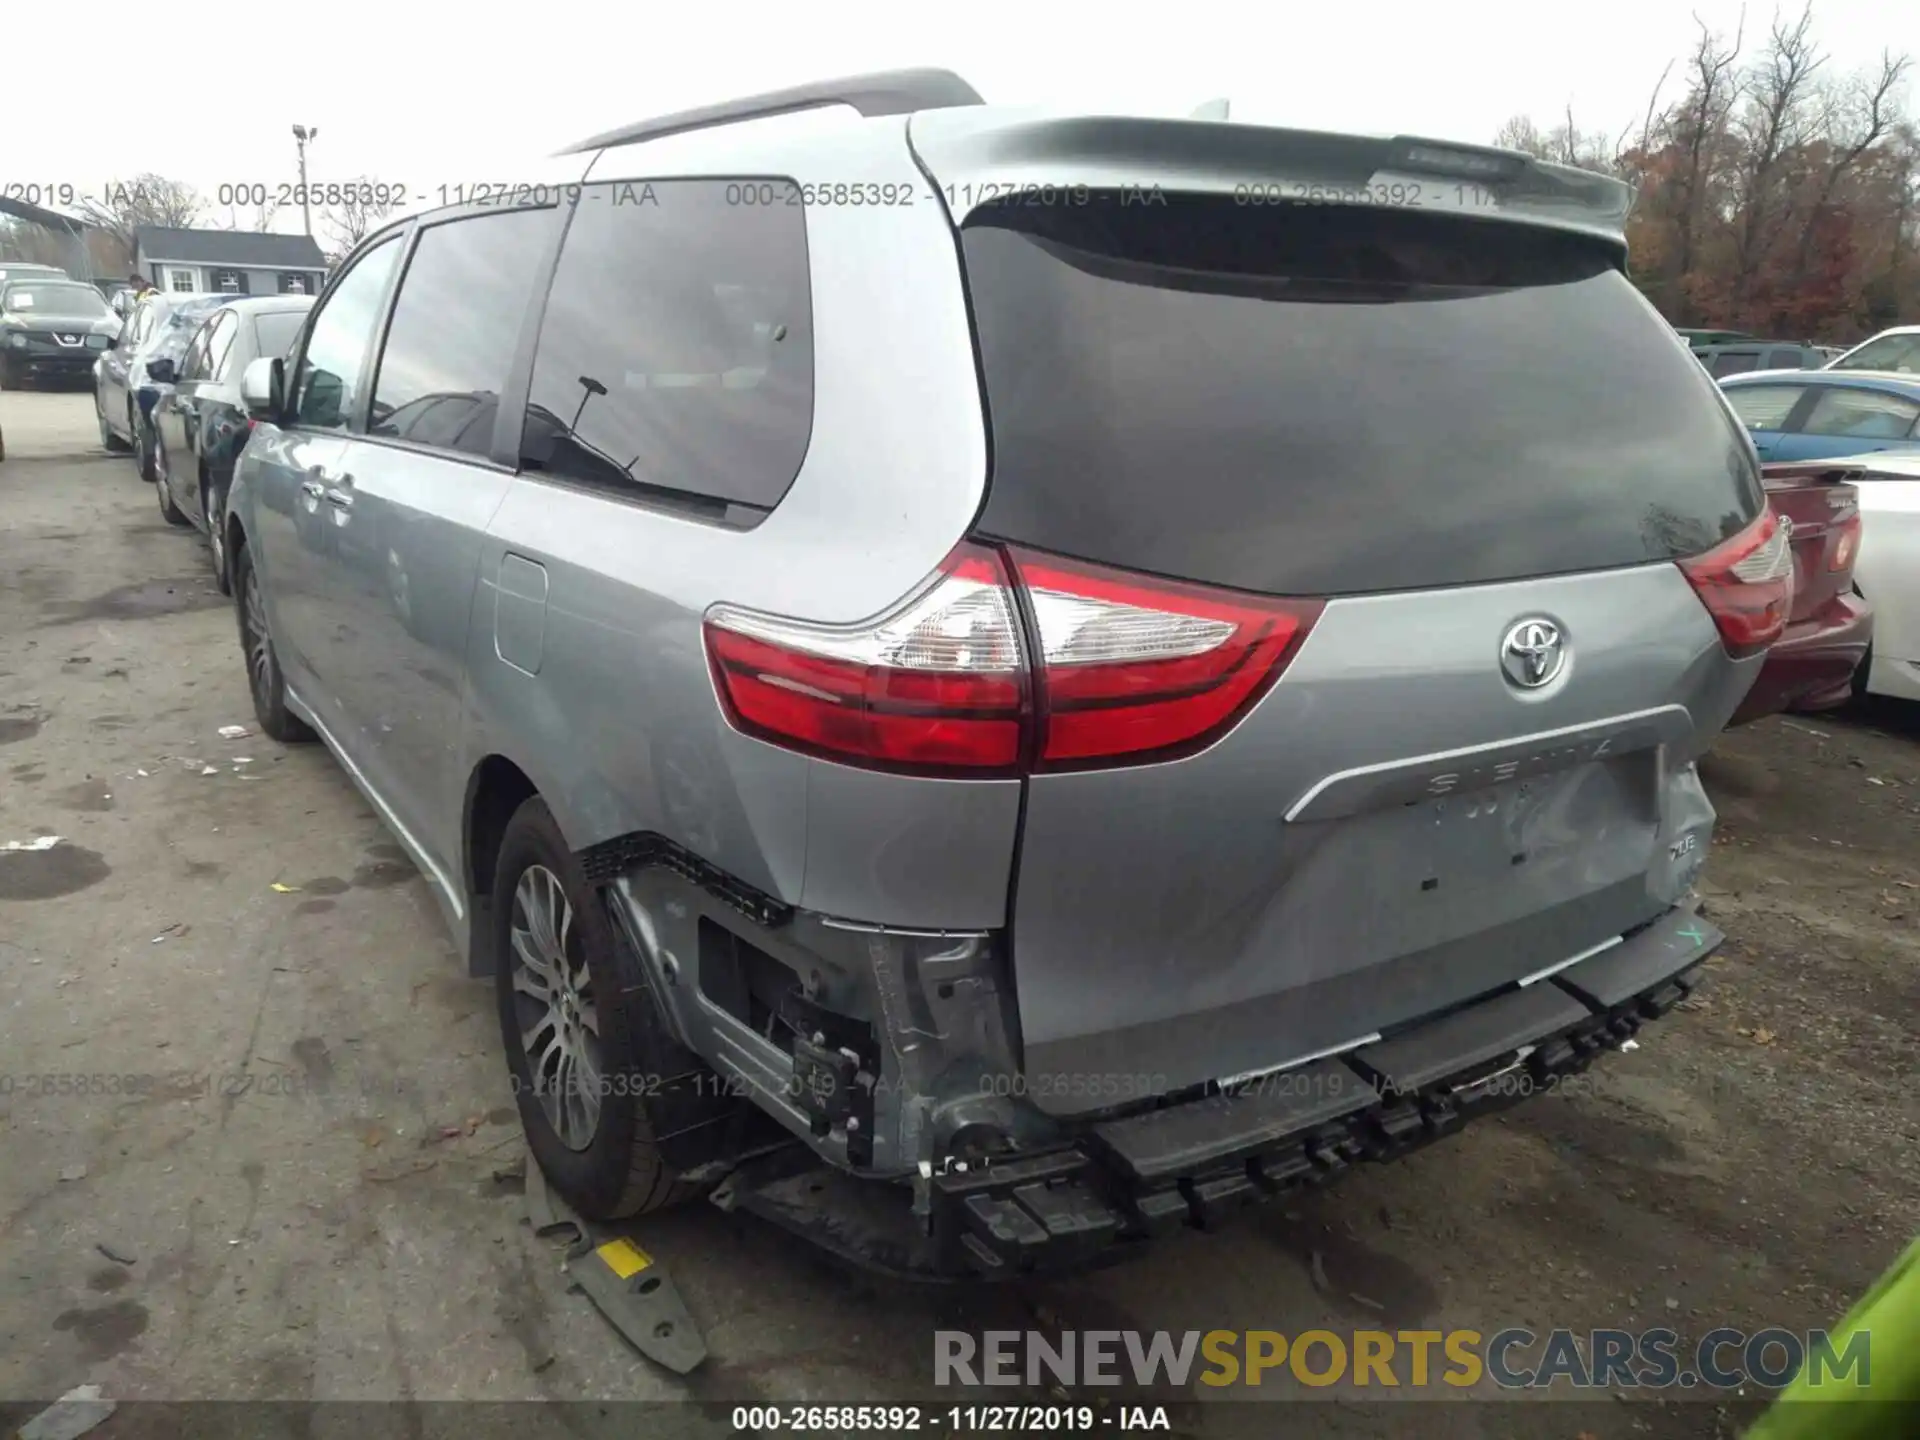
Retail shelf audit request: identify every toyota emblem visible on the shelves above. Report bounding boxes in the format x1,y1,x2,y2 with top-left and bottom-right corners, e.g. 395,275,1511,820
1500,618,1567,689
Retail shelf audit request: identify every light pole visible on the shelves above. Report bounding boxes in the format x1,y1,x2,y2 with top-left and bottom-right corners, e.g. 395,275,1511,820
291,125,319,237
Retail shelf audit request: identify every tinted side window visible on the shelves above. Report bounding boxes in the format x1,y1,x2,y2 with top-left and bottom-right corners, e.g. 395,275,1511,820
1800,388,1920,440
370,206,553,458
293,236,402,431
1724,385,1804,431
521,178,813,511
1766,347,1806,370
1710,350,1761,376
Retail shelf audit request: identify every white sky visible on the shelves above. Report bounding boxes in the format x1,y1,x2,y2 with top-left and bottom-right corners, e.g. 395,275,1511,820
6,0,1905,236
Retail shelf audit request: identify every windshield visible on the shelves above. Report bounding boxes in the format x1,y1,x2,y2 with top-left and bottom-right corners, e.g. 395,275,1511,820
1831,332,1920,374
2,284,110,318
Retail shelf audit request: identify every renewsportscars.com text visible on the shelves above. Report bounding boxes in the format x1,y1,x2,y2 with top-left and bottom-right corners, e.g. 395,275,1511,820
934,1326,1870,1391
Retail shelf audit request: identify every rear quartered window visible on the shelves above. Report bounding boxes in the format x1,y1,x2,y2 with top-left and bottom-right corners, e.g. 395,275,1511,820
521,179,814,516
962,195,1761,596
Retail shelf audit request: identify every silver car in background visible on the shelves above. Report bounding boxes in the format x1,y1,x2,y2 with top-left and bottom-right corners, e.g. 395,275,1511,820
94,290,230,478
223,70,1789,1278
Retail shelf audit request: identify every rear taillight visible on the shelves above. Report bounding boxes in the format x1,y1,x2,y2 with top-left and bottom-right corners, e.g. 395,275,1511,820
1006,548,1323,767
703,543,1029,774
1829,512,1860,572
1678,510,1794,659
703,543,1323,775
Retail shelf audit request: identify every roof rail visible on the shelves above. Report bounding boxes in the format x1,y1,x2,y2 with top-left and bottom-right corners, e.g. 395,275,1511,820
560,68,984,155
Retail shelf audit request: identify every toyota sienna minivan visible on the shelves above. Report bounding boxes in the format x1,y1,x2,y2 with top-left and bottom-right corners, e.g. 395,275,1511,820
222,69,1784,1277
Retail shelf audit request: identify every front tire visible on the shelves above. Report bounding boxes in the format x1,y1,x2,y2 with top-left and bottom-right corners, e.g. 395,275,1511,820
233,541,314,744
495,796,703,1220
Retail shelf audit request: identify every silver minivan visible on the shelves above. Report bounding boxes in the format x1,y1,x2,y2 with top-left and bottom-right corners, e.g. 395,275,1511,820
226,70,1786,1278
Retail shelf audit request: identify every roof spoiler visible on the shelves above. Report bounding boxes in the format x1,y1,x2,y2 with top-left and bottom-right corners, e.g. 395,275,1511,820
559,68,984,155
906,113,1637,248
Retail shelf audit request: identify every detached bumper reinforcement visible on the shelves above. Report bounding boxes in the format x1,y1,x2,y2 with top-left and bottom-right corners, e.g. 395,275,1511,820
935,907,1721,1277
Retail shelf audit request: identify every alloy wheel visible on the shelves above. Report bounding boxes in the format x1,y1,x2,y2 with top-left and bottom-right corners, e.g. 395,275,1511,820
242,564,274,709
508,864,603,1151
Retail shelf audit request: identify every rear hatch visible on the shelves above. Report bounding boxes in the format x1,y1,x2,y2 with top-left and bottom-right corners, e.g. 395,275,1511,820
1758,462,1864,620
957,189,1771,1114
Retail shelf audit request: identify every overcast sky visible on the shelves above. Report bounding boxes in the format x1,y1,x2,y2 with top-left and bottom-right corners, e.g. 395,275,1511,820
7,0,1905,241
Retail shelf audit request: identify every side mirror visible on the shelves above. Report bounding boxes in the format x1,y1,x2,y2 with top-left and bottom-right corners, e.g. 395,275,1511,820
145,356,177,385
240,356,283,422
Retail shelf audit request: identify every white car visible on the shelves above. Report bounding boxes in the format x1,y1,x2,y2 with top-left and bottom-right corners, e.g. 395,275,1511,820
1828,327,1920,374
1831,451,1920,703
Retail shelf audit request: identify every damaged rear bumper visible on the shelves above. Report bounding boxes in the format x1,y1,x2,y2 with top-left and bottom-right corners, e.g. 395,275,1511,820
719,905,1721,1279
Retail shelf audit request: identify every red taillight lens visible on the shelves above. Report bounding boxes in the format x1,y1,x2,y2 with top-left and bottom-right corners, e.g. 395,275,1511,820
1678,510,1794,659
704,543,1323,775
1006,548,1323,767
1828,513,1860,572
703,544,1028,774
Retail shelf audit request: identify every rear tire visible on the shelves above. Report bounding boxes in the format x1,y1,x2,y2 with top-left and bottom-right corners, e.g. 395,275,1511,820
134,417,159,483
233,541,314,744
1850,587,1873,704
494,796,704,1220
206,474,233,596
98,395,131,453
157,467,190,526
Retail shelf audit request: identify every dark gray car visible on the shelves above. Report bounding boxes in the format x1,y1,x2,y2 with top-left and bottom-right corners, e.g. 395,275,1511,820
223,71,1789,1278
0,278,118,389
152,295,314,592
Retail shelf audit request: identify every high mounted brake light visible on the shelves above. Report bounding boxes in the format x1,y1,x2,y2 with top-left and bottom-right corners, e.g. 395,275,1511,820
703,543,1323,776
1677,510,1794,659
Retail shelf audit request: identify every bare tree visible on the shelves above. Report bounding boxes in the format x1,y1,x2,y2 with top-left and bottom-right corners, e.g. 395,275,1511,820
75,173,206,261
220,193,285,234
1669,16,1747,316
1615,58,1677,169
1790,50,1912,277
319,178,397,256
1731,5,1826,299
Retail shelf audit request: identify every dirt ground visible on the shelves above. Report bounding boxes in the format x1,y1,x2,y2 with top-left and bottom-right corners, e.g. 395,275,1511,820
2,388,1916,1440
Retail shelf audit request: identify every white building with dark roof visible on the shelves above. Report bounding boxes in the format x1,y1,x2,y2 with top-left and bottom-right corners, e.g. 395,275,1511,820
133,226,328,297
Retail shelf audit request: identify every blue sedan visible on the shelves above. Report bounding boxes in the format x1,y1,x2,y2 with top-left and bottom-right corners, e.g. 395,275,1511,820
1719,370,1920,462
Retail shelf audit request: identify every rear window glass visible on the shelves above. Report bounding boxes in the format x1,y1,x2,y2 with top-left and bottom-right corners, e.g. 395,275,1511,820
963,195,1760,597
